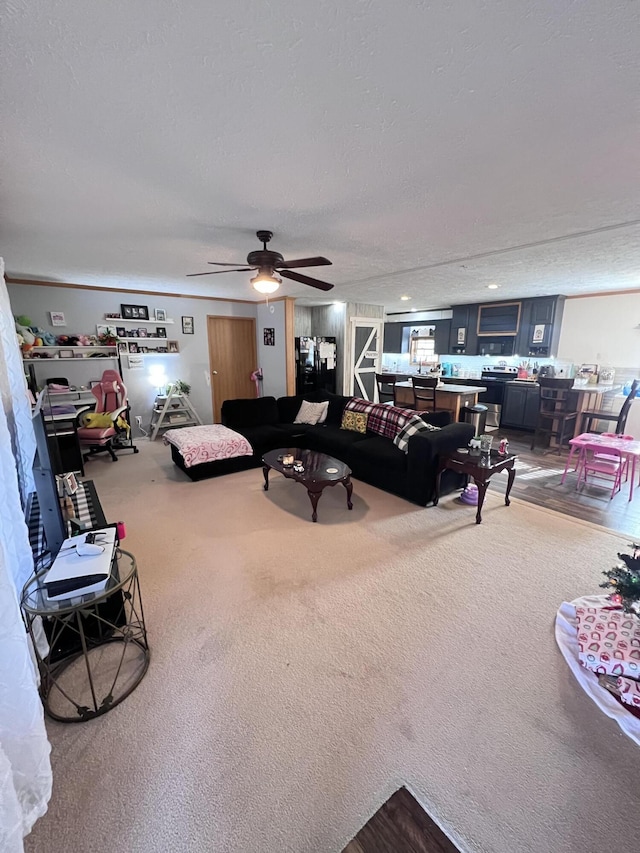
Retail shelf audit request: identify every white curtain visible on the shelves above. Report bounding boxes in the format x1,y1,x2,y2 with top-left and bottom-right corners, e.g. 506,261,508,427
0,261,52,851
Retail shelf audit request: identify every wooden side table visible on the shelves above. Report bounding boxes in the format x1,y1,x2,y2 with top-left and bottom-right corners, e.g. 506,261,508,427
434,448,517,524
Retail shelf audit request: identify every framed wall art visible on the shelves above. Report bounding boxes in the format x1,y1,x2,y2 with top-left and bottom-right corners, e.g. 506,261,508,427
155,308,167,322
182,316,194,334
49,311,66,326
263,328,275,346
121,304,149,320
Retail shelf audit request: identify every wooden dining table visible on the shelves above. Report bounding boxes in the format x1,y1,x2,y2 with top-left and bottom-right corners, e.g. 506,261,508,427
561,432,640,501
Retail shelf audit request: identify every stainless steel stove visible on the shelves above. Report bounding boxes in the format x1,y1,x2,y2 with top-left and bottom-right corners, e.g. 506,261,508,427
479,366,519,427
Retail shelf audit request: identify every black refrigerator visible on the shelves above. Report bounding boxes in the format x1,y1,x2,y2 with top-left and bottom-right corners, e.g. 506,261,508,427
295,337,337,395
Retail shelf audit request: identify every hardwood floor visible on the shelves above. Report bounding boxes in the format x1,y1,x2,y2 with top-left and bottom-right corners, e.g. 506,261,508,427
343,788,460,853
487,429,640,537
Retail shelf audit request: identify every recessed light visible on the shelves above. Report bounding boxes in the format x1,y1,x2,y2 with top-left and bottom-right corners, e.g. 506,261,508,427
410,307,417,312
487,284,499,290
400,295,411,301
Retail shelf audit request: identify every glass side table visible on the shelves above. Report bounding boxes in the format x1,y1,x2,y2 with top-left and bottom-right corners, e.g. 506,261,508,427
21,548,149,722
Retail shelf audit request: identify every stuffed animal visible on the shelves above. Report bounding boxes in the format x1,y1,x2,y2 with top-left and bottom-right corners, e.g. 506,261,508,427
15,318,35,346
76,334,92,347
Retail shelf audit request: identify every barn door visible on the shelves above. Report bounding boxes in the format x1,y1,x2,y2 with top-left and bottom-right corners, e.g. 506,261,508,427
347,318,383,400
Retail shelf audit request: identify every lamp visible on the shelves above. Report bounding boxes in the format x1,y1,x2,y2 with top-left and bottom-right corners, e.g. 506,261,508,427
251,269,281,294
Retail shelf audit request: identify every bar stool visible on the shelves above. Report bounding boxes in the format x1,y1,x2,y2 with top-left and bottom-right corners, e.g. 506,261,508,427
531,378,578,452
581,379,639,435
375,373,399,406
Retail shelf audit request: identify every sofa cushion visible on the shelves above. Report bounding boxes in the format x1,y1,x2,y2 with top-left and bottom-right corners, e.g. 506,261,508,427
277,390,332,423
349,436,407,472
294,400,329,425
221,396,279,428
235,424,287,454
341,409,368,434
303,423,368,455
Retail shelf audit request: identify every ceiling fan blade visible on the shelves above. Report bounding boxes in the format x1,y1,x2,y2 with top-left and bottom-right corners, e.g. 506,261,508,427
278,256,332,269
279,269,334,291
186,268,253,277
207,261,249,266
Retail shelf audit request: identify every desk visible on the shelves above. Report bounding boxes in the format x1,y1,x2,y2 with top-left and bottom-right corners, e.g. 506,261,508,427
394,382,485,421
561,433,640,501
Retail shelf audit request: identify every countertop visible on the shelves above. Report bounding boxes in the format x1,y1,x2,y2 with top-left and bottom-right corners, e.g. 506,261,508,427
395,381,485,394
506,380,621,393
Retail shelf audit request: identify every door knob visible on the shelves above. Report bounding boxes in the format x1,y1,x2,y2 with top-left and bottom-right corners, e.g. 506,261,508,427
212,370,218,375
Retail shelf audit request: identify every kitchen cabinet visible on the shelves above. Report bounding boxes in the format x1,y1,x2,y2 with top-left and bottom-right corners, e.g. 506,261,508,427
477,302,521,336
433,319,451,355
449,305,478,355
383,322,404,353
500,383,540,430
517,296,565,358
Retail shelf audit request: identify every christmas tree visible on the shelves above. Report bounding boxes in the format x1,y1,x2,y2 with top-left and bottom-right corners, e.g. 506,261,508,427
600,544,640,614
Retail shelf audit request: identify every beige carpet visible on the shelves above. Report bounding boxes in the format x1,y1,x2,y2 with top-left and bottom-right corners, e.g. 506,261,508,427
24,439,640,853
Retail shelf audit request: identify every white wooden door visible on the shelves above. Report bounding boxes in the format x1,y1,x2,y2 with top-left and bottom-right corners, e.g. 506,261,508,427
347,318,383,399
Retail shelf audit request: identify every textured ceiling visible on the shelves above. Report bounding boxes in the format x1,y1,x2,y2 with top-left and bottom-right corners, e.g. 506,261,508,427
1,0,639,311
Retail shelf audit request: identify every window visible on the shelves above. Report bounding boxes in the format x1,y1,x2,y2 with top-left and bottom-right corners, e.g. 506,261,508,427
409,335,438,366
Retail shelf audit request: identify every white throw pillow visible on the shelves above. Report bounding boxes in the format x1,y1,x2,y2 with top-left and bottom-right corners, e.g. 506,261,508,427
294,400,329,425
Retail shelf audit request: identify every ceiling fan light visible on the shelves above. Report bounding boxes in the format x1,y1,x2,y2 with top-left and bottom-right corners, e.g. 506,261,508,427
251,271,281,294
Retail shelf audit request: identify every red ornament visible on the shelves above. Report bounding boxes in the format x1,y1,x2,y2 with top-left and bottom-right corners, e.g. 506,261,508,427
610,593,623,606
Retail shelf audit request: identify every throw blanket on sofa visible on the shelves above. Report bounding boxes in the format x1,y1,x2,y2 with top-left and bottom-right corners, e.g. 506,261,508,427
345,398,439,452
163,424,253,468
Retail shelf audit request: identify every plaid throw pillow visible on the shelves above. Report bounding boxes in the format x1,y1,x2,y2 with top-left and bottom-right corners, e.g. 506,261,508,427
341,410,368,434
393,414,440,453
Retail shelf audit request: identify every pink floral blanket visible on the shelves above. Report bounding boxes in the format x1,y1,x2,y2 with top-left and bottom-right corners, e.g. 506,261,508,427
163,425,253,468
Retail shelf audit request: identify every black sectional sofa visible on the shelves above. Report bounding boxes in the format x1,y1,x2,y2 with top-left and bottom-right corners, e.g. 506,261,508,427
170,389,474,507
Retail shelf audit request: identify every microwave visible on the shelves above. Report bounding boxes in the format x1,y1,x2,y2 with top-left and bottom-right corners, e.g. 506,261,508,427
478,338,515,356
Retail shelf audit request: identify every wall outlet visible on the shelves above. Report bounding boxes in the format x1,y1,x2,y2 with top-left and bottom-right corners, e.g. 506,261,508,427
135,415,142,427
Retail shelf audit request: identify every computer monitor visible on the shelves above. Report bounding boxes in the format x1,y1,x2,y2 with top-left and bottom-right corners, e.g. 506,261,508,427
30,394,66,559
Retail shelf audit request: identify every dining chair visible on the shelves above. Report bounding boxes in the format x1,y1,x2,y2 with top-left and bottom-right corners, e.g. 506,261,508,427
411,376,439,412
375,373,399,406
581,379,639,435
531,378,578,452
577,442,625,499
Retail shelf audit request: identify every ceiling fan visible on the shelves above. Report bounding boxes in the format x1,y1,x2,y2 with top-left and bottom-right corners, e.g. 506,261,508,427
187,230,334,293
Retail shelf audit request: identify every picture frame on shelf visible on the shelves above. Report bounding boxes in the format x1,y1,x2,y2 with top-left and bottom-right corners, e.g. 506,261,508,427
167,340,179,353
128,329,139,337
58,349,74,359
139,346,148,353
182,316,194,334
121,303,149,320
96,324,118,339
105,313,121,320
49,311,66,326
128,342,139,354
73,350,85,358
117,342,128,354
156,327,167,338
157,346,168,353
138,328,148,338
155,308,167,322
116,326,126,338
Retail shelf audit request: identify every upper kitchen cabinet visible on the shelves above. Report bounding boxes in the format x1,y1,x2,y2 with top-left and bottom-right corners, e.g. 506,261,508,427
476,302,521,336
449,304,478,355
383,322,404,353
517,296,565,358
433,319,451,355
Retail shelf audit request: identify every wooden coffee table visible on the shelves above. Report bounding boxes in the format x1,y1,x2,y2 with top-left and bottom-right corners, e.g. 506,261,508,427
434,448,517,524
262,448,353,522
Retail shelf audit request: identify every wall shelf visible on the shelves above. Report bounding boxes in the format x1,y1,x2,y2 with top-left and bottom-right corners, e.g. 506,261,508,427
107,318,175,325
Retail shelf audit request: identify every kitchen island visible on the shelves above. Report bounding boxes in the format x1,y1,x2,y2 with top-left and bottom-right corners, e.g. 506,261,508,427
394,381,486,421
503,380,621,437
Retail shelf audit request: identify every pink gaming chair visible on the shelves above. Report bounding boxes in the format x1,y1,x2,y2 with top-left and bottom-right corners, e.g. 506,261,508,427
76,370,138,462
